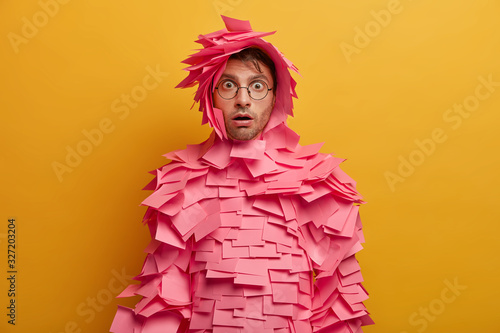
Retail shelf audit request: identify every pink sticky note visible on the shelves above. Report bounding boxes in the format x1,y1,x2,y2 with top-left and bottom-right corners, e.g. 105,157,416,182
267,180,302,191
201,136,232,168
206,258,239,273
297,225,329,266
116,283,141,298
276,241,304,255
222,15,253,31
193,238,216,252
338,255,360,277
344,241,363,258
253,197,284,216
194,298,216,313
226,159,254,180
187,167,210,180
157,193,185,217
263,295,293,316
267,253,293,270
267,215,290,227
292,319,314,333
233,295,266,320
160,265,190,304
239,179,269,196
194,212,222,241
269,270,299,283
189,310,215,330
157,175,189,195
240,216,266,230
110,306,136,333
232,229,265,246
342,285,369,304
142,311,183,333
245,153,278,177
171,202,207,237
300,183,332,202
293,142,324,159
263,123,300,150
206,270,237,279
220,212,243,227
340,270,364,286
249,243,281,258
155,214,185,249
263,187,301,195
220,197,244,212
142,190,178,210
278,196,296,221
139,254,158,277
235,258,268,276
206,168,239,187
154,244,181,273
332,297,366,322
298,275,312,295
241,199,268,216
213,308,245,327
216,296,246,309
213,326,241,333
234,273,270,286
324,198,352,231
290,253,311,273
219,185,245,198
266,149,307,167
183,176,219,208
135,276,162,300
262,221,293,247
194,242,222,263
338,281,360,294
222,240,249,258
209,227,232,242
263,313,289,329
226,228,240,239
336,205,359,238
230,139,266,159
243,283,273,297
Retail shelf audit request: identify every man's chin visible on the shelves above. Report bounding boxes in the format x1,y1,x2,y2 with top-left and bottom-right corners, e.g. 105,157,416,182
227,128,260,141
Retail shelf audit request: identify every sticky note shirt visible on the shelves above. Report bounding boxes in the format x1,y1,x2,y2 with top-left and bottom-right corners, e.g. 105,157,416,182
110,125,373,332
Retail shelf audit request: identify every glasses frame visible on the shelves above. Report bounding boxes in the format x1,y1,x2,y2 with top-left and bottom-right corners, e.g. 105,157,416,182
215,79,273,100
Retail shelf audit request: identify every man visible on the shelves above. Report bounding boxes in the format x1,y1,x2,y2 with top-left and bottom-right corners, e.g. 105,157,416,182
111,16,373,333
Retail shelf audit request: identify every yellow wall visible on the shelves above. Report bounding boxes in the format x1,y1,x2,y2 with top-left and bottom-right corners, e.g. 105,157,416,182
2,0,499,332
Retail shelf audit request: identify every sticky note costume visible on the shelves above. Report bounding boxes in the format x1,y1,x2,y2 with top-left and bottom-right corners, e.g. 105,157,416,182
111,15,373,333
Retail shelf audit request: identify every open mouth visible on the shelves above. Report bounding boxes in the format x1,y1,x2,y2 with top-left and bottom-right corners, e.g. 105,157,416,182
231,113,254,127
232,113,253,121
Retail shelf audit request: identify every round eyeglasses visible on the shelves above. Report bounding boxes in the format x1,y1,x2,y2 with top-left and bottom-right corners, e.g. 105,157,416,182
215,79,272,100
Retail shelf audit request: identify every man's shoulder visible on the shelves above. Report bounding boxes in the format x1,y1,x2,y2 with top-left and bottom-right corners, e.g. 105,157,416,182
143,134,363,205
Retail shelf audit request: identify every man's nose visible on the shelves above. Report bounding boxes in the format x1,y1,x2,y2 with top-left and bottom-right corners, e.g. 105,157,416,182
234,87,252,107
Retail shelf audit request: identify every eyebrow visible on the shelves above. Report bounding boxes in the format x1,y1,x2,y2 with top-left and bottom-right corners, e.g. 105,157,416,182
219,73,270,83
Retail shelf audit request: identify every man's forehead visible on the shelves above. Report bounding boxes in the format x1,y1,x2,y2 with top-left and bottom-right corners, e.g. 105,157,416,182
220,59,273,83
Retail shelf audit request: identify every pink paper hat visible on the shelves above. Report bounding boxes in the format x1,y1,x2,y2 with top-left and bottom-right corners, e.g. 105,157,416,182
175,15,300,140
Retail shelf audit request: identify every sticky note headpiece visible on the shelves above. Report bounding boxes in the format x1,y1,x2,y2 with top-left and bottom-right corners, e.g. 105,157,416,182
176,15,299,140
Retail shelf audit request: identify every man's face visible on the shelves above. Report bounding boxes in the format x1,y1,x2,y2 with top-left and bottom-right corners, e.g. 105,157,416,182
213,59,275,141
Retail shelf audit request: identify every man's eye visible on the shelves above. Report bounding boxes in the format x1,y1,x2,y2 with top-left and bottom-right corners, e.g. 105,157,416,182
222,81,235,89
250,81,265,91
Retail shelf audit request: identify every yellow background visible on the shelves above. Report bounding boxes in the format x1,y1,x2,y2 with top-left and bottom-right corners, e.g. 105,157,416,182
1,0,499,332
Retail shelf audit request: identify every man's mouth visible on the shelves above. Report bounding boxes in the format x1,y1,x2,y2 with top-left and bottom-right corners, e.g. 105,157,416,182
231,113,254,127
232,113,253,121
